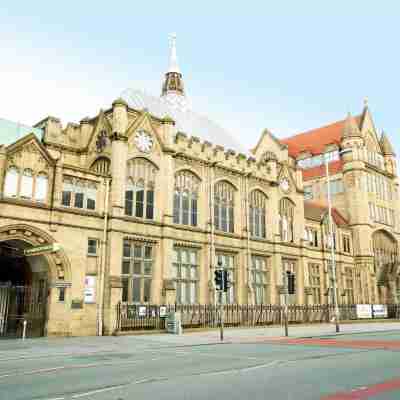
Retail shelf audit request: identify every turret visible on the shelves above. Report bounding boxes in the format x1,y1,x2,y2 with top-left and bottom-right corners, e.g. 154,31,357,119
380,131,397,175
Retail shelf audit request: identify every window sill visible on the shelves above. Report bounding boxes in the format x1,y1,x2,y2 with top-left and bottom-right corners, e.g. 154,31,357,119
55,206,102,218
0,196,50,209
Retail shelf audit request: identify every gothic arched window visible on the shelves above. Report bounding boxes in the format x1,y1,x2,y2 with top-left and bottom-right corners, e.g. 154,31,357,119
125,158,157,220
20,169,34,199
90,157,110,175
173,171,200,226
372,230,398,283
214,181,235,233
35,172,48,202
279,198,294,242
4,166,19,197
249,190,267,238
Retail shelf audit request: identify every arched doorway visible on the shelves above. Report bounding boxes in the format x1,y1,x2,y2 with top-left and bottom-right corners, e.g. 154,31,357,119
0,224,71,338
0,239,49,338
372,229,399,303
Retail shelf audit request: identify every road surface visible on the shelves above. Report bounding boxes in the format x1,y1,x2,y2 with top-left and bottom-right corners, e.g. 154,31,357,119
2,322,400,399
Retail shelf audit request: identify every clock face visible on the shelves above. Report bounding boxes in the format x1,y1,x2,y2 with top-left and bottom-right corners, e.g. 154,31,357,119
134,130,153,153
280,178,290,192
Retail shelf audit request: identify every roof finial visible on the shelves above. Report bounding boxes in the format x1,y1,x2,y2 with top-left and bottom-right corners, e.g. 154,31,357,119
168,33,180,74
363,97,368,107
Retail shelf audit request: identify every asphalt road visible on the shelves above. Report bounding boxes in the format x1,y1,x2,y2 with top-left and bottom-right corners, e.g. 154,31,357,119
2,323,400,400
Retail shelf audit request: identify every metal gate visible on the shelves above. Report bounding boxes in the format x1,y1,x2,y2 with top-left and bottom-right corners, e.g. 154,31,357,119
0,283,47,338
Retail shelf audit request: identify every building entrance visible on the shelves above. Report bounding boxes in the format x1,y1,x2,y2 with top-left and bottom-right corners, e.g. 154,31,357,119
0,240,48,338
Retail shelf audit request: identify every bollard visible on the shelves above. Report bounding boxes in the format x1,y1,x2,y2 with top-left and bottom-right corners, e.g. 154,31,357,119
22,320,27,340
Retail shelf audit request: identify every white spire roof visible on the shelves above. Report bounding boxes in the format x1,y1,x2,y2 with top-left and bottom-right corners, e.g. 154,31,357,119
168,33,180,74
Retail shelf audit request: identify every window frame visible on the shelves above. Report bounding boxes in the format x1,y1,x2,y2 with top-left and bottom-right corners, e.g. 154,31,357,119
121,240,153,304
172,247,199,304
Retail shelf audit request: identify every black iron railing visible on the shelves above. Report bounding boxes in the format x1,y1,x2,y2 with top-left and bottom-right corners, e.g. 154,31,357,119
116,303,388,332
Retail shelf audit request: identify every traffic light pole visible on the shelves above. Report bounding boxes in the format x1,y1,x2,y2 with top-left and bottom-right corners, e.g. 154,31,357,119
219,290,224,341
284,288,289,337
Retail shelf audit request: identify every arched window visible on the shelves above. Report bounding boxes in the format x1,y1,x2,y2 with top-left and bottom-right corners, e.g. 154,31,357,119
35,172,48,202
214,181,235,233
279,198,294,242
249,190,267,238
125,158,157,220
20,169,34,199
372,230,398,284
4,166,19,197
173,171,200,226
90,157,110,175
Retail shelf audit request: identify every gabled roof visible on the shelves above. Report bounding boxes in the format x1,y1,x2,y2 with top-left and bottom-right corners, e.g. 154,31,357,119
0,118,43,146
304,200,348,226
281,116,361,158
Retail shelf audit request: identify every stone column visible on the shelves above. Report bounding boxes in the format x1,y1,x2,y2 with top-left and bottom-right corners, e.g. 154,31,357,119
110,98,128,217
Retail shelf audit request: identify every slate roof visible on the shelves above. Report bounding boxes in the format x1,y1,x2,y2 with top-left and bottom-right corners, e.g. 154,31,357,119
304,200,348,226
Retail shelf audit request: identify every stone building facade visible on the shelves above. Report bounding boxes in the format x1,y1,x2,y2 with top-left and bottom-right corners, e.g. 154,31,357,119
0,38,399,336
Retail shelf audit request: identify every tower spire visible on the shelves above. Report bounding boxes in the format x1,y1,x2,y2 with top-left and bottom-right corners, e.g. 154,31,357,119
161,34,185,98
168,33,180,73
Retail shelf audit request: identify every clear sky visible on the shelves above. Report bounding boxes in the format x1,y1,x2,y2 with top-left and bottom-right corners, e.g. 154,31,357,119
1,1,399,153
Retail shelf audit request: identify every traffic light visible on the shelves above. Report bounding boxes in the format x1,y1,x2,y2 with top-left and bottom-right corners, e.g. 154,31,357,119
214,270,223,290
287,271,295,295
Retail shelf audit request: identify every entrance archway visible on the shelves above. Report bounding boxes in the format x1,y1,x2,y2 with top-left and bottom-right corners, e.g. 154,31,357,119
0,224,71,338
372,229,399,303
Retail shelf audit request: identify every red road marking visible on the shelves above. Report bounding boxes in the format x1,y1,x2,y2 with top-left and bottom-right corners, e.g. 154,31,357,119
258,338,400,350
320,377,400,399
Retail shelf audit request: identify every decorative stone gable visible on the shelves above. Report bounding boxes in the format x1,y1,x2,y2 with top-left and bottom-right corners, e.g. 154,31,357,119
6,135,53,174
126,112,164,156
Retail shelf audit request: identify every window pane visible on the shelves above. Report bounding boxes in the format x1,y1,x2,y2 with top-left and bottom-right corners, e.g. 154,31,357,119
62,191,71,206
4,168,18,197
133,261,141,274
182,192,189,225
146,190,154,219
134,245,142,258
21,171,33,198
144,261,152,275
173,192,180,224
122,261,130,274
191,198,197,226
86,187,96,210
135,189,144,218
35,174,48,202
88,239,97,255
143,279,151,302
228,206,234,233
74,192,84,208
125,191,133,215
190,283,196,304
132,278,141,302
87,198,95,210
190,251,197,265
122,278,129,302
123,241,131,258
144,246,152,259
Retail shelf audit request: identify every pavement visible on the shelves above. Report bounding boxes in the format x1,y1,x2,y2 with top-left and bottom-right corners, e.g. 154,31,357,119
2,322,400,399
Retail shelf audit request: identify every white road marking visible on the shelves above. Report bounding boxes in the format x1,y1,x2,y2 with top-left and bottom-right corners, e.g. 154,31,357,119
0,354,190,380
71,384,126,398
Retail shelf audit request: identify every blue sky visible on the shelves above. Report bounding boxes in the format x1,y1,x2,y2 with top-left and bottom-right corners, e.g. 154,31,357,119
1,1,399,153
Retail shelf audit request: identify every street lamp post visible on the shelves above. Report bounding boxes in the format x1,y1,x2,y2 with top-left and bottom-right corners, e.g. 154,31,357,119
324,148,352,333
